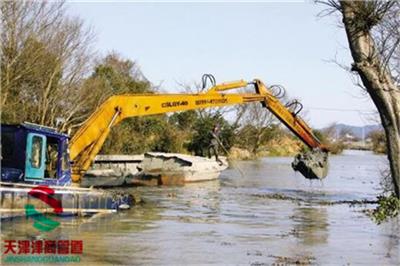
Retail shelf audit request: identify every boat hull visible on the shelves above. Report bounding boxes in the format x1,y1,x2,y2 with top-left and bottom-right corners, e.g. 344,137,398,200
0,183,133,220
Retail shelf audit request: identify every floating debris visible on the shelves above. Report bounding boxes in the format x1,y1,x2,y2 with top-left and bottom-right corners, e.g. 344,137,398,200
252,193,378,206
268,254,316,265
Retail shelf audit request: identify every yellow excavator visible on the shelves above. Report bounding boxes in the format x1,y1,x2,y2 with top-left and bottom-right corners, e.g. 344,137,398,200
69,76,329,183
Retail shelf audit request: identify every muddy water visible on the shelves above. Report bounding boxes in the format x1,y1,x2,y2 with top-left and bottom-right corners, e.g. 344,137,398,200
2,150,399,265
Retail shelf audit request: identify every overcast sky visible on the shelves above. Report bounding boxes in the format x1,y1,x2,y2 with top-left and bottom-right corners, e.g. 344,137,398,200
68,1,378,128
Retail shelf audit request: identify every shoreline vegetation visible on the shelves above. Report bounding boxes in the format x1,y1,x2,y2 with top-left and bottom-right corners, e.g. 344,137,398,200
228,136,304,160
227,129,387,161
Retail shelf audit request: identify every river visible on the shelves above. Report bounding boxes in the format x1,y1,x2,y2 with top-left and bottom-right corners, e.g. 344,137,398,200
1,150,399,265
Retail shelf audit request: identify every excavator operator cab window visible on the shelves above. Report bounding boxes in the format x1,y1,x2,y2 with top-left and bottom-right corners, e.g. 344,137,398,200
25,133,46,180
61,141,70,172
45,137,60,179
31,136,43,168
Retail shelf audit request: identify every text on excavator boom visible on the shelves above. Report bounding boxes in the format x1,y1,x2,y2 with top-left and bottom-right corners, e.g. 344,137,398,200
69,77,329,182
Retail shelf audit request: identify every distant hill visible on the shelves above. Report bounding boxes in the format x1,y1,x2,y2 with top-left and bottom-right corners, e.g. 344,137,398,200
322,123,382,140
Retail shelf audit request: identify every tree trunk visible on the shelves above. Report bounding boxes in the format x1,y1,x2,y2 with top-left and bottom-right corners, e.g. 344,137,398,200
384,115,400,197
341,1,400,198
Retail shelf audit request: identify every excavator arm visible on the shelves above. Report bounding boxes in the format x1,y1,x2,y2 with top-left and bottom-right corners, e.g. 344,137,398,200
69,78,328,182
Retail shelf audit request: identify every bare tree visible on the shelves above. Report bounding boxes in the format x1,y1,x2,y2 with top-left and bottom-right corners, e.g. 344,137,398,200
1,1,95,130
177,79,237,120
237,102,275,153
319,1,400,197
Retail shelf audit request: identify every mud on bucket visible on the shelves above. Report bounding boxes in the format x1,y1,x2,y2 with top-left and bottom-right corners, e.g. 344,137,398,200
292,149,329,180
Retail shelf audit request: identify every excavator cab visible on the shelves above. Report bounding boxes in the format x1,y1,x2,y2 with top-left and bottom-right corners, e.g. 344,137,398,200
1,123,71,186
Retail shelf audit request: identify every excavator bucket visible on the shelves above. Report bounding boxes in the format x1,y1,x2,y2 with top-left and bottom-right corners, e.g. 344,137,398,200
292,149,329,180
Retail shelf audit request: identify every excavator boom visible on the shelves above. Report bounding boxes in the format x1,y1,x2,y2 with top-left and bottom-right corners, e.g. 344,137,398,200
69,78,328,182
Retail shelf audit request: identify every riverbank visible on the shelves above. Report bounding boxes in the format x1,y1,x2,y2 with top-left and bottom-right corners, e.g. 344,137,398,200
229,136,304,160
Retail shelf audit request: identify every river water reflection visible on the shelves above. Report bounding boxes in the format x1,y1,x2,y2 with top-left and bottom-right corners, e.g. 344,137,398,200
1,150,399,265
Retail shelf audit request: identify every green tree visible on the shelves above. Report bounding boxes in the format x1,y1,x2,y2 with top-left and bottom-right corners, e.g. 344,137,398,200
89,53,186,155
85,53,166,155
187,113,234,157
169,110,198,131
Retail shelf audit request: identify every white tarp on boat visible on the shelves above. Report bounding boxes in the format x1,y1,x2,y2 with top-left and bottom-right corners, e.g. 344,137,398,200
84,153,228,186
138,152,228,183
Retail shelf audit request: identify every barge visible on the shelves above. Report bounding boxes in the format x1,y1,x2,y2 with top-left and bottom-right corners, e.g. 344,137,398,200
0,123,133,220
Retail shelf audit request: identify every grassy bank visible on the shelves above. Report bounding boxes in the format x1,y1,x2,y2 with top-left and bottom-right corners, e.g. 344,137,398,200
229,135,304,160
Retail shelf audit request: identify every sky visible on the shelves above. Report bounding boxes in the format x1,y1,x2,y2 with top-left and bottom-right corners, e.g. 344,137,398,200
67,1,378,128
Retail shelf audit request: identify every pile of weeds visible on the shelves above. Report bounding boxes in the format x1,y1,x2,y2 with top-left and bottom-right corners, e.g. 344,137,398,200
365,193,399,224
